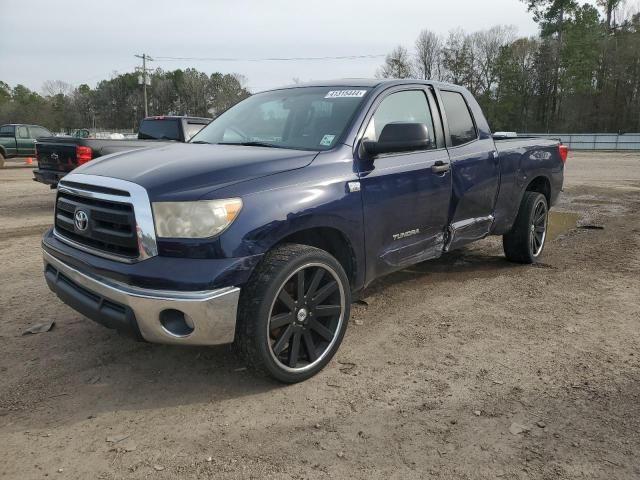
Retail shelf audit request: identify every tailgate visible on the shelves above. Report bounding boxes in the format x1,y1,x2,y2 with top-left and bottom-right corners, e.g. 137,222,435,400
36,141,78,173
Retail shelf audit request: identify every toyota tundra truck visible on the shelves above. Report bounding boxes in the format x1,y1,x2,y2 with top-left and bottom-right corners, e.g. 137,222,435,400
41,80,567,383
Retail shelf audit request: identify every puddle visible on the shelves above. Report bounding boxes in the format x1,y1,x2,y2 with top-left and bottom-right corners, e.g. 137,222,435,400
547,211,579,240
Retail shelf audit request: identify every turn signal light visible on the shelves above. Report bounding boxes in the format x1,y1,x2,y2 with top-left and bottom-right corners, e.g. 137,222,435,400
558,144,569,163
76,146,93,165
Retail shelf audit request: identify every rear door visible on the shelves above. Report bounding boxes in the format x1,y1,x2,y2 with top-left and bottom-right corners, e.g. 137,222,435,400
357,86,451,282
0,125,17,155
437,89,499,250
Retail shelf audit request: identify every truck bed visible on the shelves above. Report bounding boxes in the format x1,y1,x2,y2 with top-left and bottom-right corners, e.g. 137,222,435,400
491,135,564,236
34,137,168,186
494,136,559,153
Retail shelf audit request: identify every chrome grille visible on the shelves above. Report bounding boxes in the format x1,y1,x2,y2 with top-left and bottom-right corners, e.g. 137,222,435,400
53,173,159,263
55,192,139,258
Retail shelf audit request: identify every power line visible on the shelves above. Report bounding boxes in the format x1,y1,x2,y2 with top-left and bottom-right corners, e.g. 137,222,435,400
151,54,386,62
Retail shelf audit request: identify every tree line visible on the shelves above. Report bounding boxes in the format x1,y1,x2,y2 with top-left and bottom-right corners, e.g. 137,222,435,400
0,69,250,132
377,0,640,133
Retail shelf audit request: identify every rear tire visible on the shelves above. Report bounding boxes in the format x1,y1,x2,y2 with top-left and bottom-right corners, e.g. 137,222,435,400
503,192,549,264
0,152,5,169
235,244,351,383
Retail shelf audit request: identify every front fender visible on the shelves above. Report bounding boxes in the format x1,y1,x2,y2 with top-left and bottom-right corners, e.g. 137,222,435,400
153,147,366,288
223,149,364,274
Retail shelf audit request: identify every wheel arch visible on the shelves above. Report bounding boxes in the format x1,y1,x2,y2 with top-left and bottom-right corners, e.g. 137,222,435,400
273,226,359,290
525,175,551,205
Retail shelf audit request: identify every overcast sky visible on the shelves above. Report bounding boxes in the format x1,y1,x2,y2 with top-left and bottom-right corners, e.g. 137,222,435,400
2,0,547,93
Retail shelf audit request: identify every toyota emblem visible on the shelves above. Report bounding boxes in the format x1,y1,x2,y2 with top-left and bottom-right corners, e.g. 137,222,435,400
74,210,89,231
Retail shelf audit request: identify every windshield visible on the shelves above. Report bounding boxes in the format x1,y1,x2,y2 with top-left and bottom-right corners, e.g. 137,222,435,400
138,119,180,140
190,87,371,151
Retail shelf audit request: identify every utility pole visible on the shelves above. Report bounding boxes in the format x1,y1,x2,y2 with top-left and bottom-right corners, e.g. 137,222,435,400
135,53,153,117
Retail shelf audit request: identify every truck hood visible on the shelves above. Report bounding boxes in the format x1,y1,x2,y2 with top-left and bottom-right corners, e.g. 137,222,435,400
74,143,319,200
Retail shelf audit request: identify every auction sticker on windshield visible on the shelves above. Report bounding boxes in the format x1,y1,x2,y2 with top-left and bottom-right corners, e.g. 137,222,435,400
325,90,367,98
320,134,336,146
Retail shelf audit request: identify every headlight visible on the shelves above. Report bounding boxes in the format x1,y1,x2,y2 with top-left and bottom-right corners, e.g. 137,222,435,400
152,198,242,238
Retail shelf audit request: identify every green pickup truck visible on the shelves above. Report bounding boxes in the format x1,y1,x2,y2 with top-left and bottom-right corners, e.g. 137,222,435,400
0,124,54,168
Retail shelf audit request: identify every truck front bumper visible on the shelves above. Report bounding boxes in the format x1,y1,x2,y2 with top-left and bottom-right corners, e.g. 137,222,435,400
43,250,240,346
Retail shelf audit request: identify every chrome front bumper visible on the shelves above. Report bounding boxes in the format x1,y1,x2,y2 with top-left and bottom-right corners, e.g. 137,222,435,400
43,250,240,346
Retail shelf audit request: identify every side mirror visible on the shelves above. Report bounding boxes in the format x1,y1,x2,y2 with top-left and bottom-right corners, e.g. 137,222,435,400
362,122,431,157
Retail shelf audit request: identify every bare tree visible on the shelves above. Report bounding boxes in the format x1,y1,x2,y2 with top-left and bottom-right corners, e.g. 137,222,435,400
42,80,74,97
377,46,414,79
473,25,517,96
414,30,443,80
232,73,249,89
441,29,472,86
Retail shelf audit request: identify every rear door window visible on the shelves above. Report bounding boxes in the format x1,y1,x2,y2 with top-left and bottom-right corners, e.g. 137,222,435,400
138,119,180,140
440,91,477,146
0,125,15,136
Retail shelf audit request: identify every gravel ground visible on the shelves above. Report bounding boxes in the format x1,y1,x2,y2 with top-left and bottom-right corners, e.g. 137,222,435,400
0,152,639,479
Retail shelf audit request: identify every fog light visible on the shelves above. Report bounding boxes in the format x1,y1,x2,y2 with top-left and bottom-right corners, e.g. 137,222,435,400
159,309,194,337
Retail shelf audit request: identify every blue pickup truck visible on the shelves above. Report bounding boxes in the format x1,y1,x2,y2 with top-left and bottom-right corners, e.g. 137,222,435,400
42,80,567,383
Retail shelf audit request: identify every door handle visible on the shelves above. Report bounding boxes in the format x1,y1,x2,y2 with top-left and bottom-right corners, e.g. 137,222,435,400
431,161,450,174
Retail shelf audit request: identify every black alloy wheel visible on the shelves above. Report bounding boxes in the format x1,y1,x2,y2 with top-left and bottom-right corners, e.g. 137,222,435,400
530,198,548,257
235,244,351,383
503,191,549,264
267,262,345,372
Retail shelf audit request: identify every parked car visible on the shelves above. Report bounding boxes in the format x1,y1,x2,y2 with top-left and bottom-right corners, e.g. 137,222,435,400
0,124,53,167
41,80,568,383
33,115,211,187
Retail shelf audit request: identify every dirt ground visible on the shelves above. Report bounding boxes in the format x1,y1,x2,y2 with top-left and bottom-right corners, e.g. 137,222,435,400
1,152,639,479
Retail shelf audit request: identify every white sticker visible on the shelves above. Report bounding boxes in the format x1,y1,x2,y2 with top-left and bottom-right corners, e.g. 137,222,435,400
324,90,367,98
320,134,336,146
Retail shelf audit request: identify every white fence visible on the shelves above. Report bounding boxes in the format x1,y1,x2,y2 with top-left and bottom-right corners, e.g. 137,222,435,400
521,133,640,151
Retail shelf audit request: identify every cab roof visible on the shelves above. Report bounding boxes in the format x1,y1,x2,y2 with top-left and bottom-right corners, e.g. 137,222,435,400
142,115,211,122
264,78,462,92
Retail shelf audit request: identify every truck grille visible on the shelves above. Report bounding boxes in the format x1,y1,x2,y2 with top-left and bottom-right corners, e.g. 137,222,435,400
55,190,139,259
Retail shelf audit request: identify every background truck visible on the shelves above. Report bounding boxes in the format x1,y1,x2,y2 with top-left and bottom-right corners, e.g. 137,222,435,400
33,115,210,187
0,124,54,167
41,80,567,383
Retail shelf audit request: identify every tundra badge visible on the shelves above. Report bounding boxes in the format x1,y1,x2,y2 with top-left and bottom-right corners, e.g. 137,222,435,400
393,229,420,241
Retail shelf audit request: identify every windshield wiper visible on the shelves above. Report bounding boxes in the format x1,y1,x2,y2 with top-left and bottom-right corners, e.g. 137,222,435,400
217,141,281,148
191,140,211,144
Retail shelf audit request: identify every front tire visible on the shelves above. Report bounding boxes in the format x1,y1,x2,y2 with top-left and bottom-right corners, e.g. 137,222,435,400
235,244,351,383
0,152,5,169
503,192,549,264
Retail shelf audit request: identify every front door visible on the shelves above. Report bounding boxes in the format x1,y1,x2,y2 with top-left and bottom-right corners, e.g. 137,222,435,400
357,87,452,283
16,126,35,155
